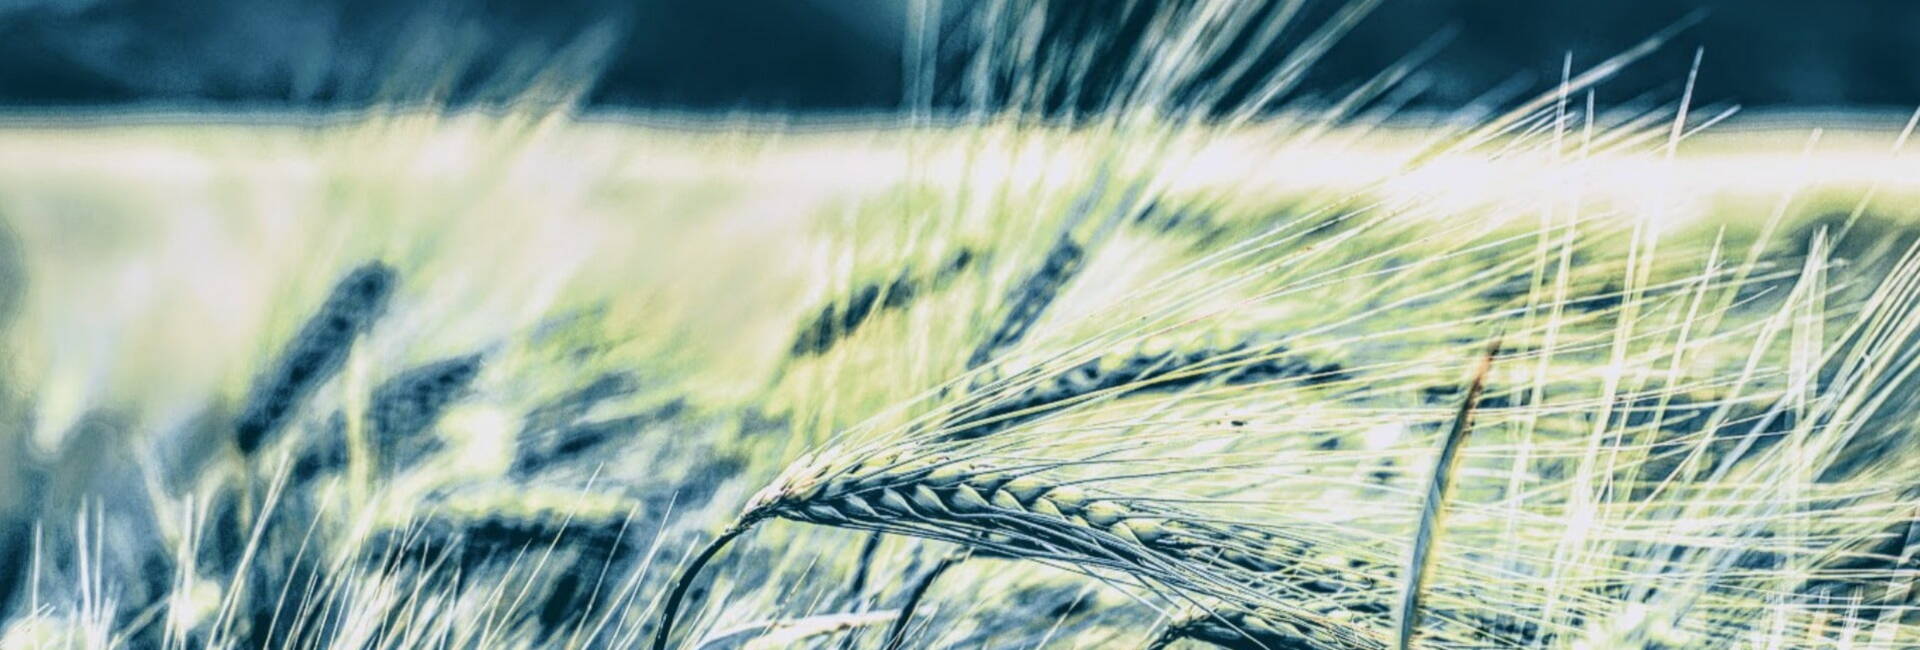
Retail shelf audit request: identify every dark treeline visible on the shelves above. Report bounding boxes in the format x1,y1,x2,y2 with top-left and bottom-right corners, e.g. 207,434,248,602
0,0,1914,111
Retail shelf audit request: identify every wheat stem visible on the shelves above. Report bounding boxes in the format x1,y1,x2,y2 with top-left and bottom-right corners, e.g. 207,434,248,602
844,531,884,608
881,550,965,650
1394,336,1501,650
651,519,760,650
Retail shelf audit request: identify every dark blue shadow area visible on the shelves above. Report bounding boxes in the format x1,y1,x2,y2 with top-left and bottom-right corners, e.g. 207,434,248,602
0,0,1913,111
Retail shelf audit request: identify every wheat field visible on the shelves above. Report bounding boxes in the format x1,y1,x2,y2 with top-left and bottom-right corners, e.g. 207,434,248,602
6,1,1920,649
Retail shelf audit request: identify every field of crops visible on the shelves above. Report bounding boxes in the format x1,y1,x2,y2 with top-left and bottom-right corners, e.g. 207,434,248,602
7,0,1920,645
2,106,1920,650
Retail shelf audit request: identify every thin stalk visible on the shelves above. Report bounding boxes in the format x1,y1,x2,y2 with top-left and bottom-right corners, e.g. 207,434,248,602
652,520,757,650
1142,627,1180,650
831,532,889,650
881,551,966,650
845,531,884,607
1394,337,1501,650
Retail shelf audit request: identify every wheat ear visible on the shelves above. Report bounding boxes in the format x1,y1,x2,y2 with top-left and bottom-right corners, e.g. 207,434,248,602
720,448,1393,647
1150,604,1388,650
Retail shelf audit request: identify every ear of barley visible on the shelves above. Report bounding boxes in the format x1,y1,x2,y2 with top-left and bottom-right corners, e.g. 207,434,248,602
1153,604,1388,650
235,262,396,456
790,249,978,359
366,352,484,473
728,450,1390,641
967,233,1089,369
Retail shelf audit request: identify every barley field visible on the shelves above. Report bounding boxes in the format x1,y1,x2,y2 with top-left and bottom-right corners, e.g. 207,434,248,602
5,2,1920,649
